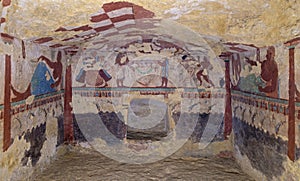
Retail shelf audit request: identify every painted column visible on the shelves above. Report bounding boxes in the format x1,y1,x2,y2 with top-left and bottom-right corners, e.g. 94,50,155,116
219,52,232,139
288,46,296,161
64,61,74,143
285,37,300,161
0,0,13,152
3,54,11,152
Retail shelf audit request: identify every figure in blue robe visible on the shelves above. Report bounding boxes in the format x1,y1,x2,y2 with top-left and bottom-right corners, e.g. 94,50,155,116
30,62,56,96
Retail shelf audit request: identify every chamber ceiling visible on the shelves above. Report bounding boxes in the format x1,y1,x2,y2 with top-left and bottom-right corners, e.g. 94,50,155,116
0,1,227,57
1,0,299,50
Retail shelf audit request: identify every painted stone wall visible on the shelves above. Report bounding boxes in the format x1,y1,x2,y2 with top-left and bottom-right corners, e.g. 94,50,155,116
227,42,300,143
0,39,66,181
0,95,63,181
72,19,224,147
72,88,227,160
230,42,300,180
73,41,222,89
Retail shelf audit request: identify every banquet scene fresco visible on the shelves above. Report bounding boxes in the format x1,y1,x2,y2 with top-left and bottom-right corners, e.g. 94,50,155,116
0,1,300,180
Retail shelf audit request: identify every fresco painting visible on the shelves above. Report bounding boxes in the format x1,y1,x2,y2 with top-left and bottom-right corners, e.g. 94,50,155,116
228,43,300,102
30,62,56,95
195,56,215,88
258,46,279,98
74,39,222,89
225,44,283,99
11,52,63,102
75,55,112,88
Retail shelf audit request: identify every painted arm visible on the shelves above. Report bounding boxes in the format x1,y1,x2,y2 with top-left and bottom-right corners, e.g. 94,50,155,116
38,55,56,68
258,75,278,93
245,57,257,66
38,55,63,88
51,75,62,88
51,62,63,89
11,84,31,102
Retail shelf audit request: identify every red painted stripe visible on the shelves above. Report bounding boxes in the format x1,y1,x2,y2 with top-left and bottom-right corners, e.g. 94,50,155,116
64,65,74,143
285,37,300,47
71,25,92,32
33,37,53,44
90,13,110,22
55,27,68,32
102,2,133,12
3,55,11,152
111,14,134,23
62,37,74,41
288,47,296,161
0,33,14,43
224,58,232,139
50,44,64,48
22,40,26,59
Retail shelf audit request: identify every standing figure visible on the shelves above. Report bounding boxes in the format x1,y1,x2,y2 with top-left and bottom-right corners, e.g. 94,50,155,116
158,58,169,87
115,53,130,87
196,57,214,88
258,46,278,98
11,51,63,102
116,64,127,87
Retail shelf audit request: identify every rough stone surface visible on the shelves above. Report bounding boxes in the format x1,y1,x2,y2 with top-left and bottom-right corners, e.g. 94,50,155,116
233,117,286,179
2,0,300,47
172,112,224,142
21,123,47,167
233,116,300,180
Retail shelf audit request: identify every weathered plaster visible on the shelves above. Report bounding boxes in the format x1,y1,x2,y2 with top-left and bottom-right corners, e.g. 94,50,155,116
2,0,300,47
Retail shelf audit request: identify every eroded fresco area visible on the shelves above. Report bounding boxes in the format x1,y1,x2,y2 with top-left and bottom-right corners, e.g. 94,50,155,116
226,42,300,180
71,29,227,160
66,4,228,158
72,91,226,163
4,0,300,46
0,37,66,180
